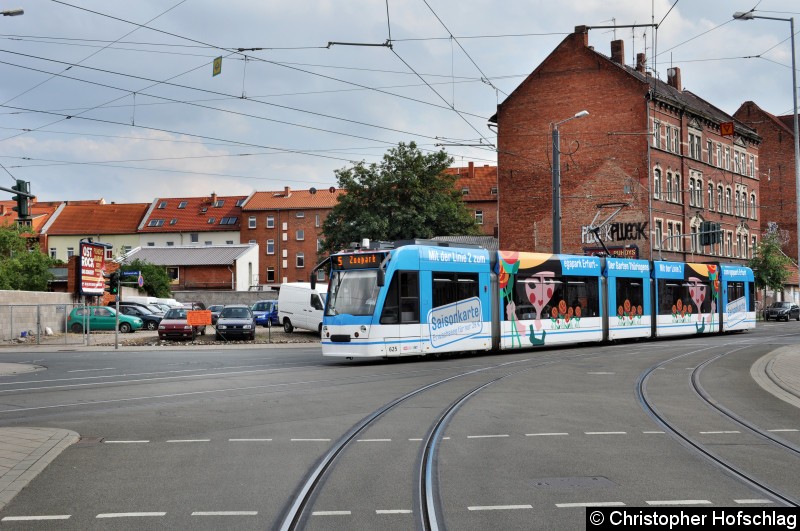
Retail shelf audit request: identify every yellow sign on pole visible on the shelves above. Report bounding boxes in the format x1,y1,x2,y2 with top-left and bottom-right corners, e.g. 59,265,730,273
212,56,222,77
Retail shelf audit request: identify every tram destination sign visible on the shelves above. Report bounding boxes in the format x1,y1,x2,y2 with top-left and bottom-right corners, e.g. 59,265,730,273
334,252,386,270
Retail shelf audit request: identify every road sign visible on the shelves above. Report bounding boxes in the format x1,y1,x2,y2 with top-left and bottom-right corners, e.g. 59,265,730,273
121,270,140,276
137,274,144,288
720,121,734,136
213,56,222,76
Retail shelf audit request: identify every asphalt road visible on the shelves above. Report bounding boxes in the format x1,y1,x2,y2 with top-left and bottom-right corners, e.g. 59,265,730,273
0,322,797,530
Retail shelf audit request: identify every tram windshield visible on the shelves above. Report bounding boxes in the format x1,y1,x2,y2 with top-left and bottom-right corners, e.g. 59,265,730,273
326,269,380,316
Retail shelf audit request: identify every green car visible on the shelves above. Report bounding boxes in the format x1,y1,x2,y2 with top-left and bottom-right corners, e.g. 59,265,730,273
67,306,143,333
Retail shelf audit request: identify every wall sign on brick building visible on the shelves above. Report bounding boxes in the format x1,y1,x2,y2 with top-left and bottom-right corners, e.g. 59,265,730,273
581,222,648,244
584,245,640,259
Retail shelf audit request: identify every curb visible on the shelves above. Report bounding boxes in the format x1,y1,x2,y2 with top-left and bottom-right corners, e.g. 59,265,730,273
751,347,800,409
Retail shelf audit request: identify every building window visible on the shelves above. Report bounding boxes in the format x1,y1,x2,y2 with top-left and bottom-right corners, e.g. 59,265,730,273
673,127,680,153
716,143,721,168
675,223,682,252
688,132,701,160
734,151,742,174
214,199,224,208
706,140,713,164
666,172,673,200
296,229,304,241
190,233,199,243
166,241,174,246
157,200,167,209
695,177,703,207
266,239,274,254
750,155,755,177
296,252,305,268
317,239,323,251
690,224,698,252
148,219,164,227
122,246,132,254
673,174,681,203
734,190,740,216
249,216,256,229
752,235,757,255
295,211,305,218
665,127,672,152
708,182,714,211
266,267,275,283
689,178,695,207
226,240,233,245
178,201,188,209
50,248,57,258
167,267,179,282
205,241,212,246
315,214,320,228
725,147,731,170
490,186,498,195
266,215,274,228
461,187,469,195
666,222,674,250
207,217,215,224
147,242,154,247
726,232,732,257
475,210,484,224
169,218,178,225
655,219,663,249
717,185,723,210
236,198,246,207
653,168,661,199
725,188,731,214
653,120,661,149
750,193,757,219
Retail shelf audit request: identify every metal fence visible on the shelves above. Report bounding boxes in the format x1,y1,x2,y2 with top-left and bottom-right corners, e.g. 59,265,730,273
1,303,89,346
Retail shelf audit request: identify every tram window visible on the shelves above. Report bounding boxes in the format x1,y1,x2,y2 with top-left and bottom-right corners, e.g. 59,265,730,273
380,271,419,324
748,282,755,312
432,272,478,308
616,279,644,315
513,275,599,319
657,279,712,315
728,281,745,304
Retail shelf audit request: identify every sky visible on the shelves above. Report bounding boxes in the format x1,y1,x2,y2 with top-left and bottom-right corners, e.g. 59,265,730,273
0,0,798,204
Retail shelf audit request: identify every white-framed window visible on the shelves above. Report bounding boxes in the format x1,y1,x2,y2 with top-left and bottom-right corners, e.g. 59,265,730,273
167,267,179,282
666,222,674,251
296,229,304,241
653,168,661,199
266,239,274,254
672,127,680,153
734,190,740,216
734,151,742,174
666,127,672,152
295,211,305,218
653,120,661,149
213,199,224,208
750,155,755,177
266,215,275,228
689,178,695,207
67,247,74,258
690,224,698,253
654,219,663,250
725,147,731,170
315,214,320,228
316,269,326,281
673,174,681,203
675,222,682,252
695,176,703,207
249,216,256,229
666,172,673,201
157,200,167,209
708,182,714,211
462,187,469,195
50,248,57,258
716,143,722,168
751,235,757,255
706,140,713,164
490,186,498,195
725,188,732,213
147,242,155,247
689,132,701,160
296,252,305,268
178,201,188,209
750,193,757,219
190,233,199,243
148,219,164,227
717,185,723,211
475,210,484,224
726,232,732,257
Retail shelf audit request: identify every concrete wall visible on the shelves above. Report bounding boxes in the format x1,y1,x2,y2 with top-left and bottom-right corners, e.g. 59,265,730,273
172,289,278,309
0,291,76,341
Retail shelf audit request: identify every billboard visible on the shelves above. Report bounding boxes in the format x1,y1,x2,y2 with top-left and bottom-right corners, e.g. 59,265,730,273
79,241,109,296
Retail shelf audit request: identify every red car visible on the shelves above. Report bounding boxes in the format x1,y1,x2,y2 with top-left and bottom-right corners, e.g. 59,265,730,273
158,307,207,340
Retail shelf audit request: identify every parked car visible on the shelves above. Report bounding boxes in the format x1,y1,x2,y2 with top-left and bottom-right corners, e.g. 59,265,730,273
278,282,327,335
118,300,164,316
765,301,800,321
68,306,143,334
115,305,162,331
158,307,207,340
215,305,256,341
208,304,224,325
251,300,279,327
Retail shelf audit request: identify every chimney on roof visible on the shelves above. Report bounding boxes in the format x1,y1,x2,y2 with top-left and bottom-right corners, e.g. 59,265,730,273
284,186,291,197
636,53,646,73
468,161,475,179
667,67,682,91
611,39,625,64
0,204,4,215
211,192,217,204
573,26,589,48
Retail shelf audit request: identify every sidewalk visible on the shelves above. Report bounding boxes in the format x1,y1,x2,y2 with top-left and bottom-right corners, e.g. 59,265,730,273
753,346,800,409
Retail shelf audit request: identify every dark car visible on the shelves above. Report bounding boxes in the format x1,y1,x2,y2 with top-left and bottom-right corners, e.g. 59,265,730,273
208,304,224,325
117,301,164,317
765,301,800,321
215,305,256,341
115,305,162,331
251,300,278,327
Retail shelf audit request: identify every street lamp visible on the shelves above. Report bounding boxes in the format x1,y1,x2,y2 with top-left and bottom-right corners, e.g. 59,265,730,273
734,10,800,270
552,110,589,254
1,8,23,16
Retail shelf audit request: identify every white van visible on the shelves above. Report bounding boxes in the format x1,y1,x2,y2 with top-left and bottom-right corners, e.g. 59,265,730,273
278,282,328,335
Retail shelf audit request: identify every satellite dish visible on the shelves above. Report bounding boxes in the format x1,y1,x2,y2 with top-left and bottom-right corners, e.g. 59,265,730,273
309,187,317,194
329,186,336,193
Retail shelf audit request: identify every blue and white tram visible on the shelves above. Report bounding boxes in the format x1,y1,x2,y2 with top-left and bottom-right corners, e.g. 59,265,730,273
317,241,756,359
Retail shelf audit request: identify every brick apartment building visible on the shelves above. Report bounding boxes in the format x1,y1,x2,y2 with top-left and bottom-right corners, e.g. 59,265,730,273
444,162,499,237
491,26,761,264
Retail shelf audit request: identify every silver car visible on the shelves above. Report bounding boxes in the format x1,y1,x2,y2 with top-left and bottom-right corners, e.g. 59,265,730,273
215,304,256,341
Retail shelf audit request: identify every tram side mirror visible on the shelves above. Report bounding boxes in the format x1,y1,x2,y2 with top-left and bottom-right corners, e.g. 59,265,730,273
377,269,385,287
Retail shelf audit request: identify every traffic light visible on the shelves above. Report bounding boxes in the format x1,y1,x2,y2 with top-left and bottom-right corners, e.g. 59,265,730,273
105,271,119,295
10,179,29,220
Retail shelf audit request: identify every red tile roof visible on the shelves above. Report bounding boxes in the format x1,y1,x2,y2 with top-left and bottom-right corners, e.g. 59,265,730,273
139,194,247,233
445,164,498,201
47,203,149,235
243,186,342,210
0,200,60,232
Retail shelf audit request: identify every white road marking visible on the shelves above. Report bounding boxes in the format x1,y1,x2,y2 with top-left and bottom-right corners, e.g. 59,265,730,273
312,511,351,516
468,505,532,511
585,431,627,435
467,434,509,439
229,438,272,442
191,511,258,516
556,502,626,507
96,512,166,518
526,432,568,437
2,515,71,521
409,438,423,441
292,438,331,442
167,439,210,443
646,500,711,506
357,439,392,442
643,431,665,434
699,431,740,434
443,437,450,440
67,368,116,373
376,510,412,514
587,372,615,375
735,499,774,504
768,429,799,432
104,440,149,444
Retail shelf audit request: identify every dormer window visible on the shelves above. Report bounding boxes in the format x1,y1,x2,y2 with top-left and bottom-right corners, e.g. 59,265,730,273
207,217,216,224
220,217,237,225
200,207,208,213
148,219,164,227
235,198,245,207
213,200,224,208
157,201,167,209
169,219,178,225
178,201,188,209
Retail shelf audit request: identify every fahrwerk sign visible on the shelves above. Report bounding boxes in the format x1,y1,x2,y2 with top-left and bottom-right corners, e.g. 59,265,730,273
581,222,648,244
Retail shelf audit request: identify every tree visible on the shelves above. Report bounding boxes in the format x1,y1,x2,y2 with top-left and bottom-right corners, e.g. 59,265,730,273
320,142,481,254
749,230,792,298
0,224,54,291
119,258,172,298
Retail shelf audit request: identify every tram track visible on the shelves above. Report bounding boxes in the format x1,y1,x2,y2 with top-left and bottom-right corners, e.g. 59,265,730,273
636,339,800,507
